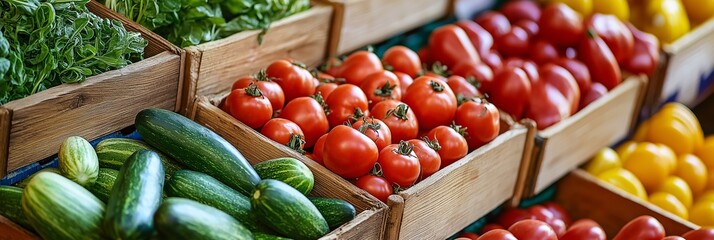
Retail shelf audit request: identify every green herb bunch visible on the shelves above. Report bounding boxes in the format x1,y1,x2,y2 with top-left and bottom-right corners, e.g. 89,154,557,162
0,0,147,105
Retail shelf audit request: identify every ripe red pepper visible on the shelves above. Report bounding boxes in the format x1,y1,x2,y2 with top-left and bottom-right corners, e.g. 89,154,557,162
622,23,660,75
578,29,621,90
585,14,634,65
428,25,481,69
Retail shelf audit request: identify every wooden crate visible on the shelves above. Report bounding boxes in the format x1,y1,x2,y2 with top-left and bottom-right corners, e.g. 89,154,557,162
555,170,697,236
525,76,647,196
0,1,184,178
316,0,453,56
189,98,387,239
0,215,37,240
182,5,332,114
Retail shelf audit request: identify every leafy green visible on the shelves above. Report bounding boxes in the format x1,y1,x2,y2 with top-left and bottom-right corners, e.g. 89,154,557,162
0,0,147,105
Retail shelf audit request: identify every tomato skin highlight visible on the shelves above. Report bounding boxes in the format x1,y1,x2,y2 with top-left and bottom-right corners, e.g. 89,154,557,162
500,0,541,22
280,97,329,148
508,219,558,240
323,125,379,179
455,99,500,150
326,84,370,128
429,25,481,69
455,20,494,56
378,142,421,188
371,100,419,143
543,202,572,226
612,216,665,240
403,76,458,130
266,60,316,102
355,175,393,203
425,126,468,167
477,229,517,240
560,219,606,240
407,139,441,180
383,46,422,78
496,26,530,57
225,85,273,129
682,228,714,240
554,58,591,95
336,51,384,86
539,3,584,48
475,11,511,38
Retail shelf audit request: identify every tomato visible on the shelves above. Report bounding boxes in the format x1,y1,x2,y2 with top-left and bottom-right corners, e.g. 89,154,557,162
622,23,660,75
360,71,402,108
579,82,607,110
323,57,342,77
554,58,591,95
378,141,421,188
452,62,493,93
425,126,468,167
527,76,572,130
508,219,558,240
336,51,383,86
280,96,329,148
515,20,539,37
496,26,530,57
407,139,441,180
226,84,273,129
542,202,572,226
560,219,606,240
488,67,531,119
355,175,393,203
371,100,419,143
482,50,504,72
498,208,535,228
682,228,714,240
501,0,541,22
311,134,328,165
585,14,634,65
266,60,316,102
530,40,560,65
323,125,379,179
424,63,449,80
578,30,621,90
394,72,414,94
675,154,708,196
548,219,567,237
403,76,458,130
447,75,481,101
429,25,481,69
540,63,580,114
260,118,304,147
662,237,685,240
585,147,622,176
326,84,369,128
458,232,480,240
352,117,392,151
418,47,431,65
612,216,665,240
315,83,338,100
504,58,539,83
232,71,286,112
455,20,494,55
477,229,517,240
475,11,511,38
539,3,584,48
649,192,689,219
383,46,422,78
455,99,500,150
528,205,555,222
690,202,714,227
597,168,648,200
480,224,505,234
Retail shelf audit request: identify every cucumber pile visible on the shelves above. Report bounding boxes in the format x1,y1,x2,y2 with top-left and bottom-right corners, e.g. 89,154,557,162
5,108,355,240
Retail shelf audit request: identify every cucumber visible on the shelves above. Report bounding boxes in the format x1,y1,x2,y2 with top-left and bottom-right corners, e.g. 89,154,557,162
253,158,314,195
309,197,356,230
103,150,165,240
251,179,328,240
21,172,105,239
135,108,260,196
58,136,99,187
15,168,61,188
96,138,182,180
0,186,32,230
87,168,119,203
154,198,253,240
254,232,293,240
165,170,269,232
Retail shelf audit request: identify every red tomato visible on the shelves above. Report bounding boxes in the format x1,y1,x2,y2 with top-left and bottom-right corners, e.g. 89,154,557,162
526,77,571,130
378,141,421,188
402,76,458,130
480,224,505,234
280,96,329,148
539,3,584,48
475,11,511,38
311,134,328,165
260,118,303,146
455,99,500,150
452,62,493,92
407,139,441,180
528,205,555,222
383,46,422,78
612,216,665,240
360,71,402,108
497,26,530,57
266,60,316,102
477,229,517,240
226,84,273,129
540,63,580,114
488,67,531,119
579,82,608,110
424,63,449,81
394,72,414,94
530,40,561,64
543,202,572,226
622,23,660,75
429,25,481,69
371,100,419,143
515,20,539,37
323,57,342,77
355,175,393,203
326,84,370,128
554,58,591,95
418,47,431,65
504,58,539,82
498,208,535,228
682,228,714,240
231,71,286,112
459,232,480,240
425,126,468,167
579,30,621,90
560,219,606,240
662,237,685,240
336,51,383,86
482,50,504,72
585,14,634,65
455,20,494,55
508,219,558,240
315,83,338,100
352,117,392,151
500,0,541,22
548,218,567,238
323,125,379,179
231,75,255,91
446,75,481,101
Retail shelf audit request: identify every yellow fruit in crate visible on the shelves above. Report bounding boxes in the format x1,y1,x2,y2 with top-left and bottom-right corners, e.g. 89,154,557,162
649,192,689,219
660,103,704,149
656,176,693,208
623,143,671,191
696,191,714,204
648,112,695,155
585,148,622,175
550,0,592,16
598,168,648,200
689,202,714,227
593,0,629,20
633,120,650,142
681,0,714,24
675,154,708,196
656,144,678,174
695,136,714,169
709,168,714,190
616,141,638,161
634,0,691,44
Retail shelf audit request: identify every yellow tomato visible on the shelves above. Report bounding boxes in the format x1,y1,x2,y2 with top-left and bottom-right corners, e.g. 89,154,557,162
657,176,693,208
623,143,672,191
598,168,648,200
695,136,714,169
690,202,714,227
634,0,691,43
585,148,622,175
681,0,714,24
593,0,629,20
616,141,638,161
633,120,650,142
649,192,689,219
660,103,704,150
675,154,708,196
696,191,714,204
550,0,592,16
656,144,678,174
709,168,714,190
647,112,695,155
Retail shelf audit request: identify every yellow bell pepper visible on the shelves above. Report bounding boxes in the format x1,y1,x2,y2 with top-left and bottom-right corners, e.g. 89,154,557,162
632,0,691,43
681,0,714,24
593,0,629,21
549,0,592,16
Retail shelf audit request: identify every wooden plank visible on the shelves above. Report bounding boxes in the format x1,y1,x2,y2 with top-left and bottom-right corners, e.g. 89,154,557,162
0,108,11,177
0,215,37,240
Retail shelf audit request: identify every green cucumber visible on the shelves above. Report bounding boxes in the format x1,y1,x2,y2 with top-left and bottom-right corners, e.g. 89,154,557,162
58,136,99,187
253,158,314,195
165,170,269,232
135,108,260,196
309,197,356,230
95,138,182,180
251,179,328,240
103,150,164,240
254,232,293,240
87,168,119,203
15,168,61,188
154,198,253,240
0,186,32,230
22,172,105,239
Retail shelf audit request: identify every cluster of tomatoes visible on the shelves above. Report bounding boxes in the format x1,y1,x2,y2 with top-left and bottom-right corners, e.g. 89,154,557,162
223,47,501,202
456,203,714,240
418,1,659,130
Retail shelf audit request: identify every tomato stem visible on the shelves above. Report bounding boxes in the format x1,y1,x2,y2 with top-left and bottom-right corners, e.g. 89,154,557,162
466,76,481,89
386,104,410,120
421,136,442,151
586,28,597,39
449,122,467,137
244,83,264,97
383,64,394,72
286,133,306,154
310,92,330,115
374,81,397,98
430,80,445,92
357,117,382,138
394,140,416,156
429,62,450,77
253,69,275,82
371,163,383,177
349,108,367,123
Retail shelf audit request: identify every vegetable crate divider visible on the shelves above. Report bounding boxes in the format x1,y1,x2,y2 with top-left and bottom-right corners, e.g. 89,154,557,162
524,76,648,196
554,170,697,236
189,97,387,239
315,0,454,56
0,1,184,178
0,215,36,240
182,4,333,114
